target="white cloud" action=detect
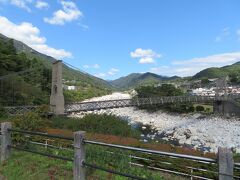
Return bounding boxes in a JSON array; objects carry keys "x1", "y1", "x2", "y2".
[
  {"x1": 0, "y1": 16, "x2": 72, "y2": 59},
  {"x1": 215, "y1": 27, "x2": 230, "y2": 42},
  {"x1": 77, "y1": 23, "x2": 89, "y2": 30},
  {"x1": 172, "y1": 51, "x2": 240, "y2": 66},
  {"x1": 8, "y1": 0, "x2": 32, "y2": 12},
  {"x1": 150, "y1": 65, "x2": 214, "y2": 77},
  {"x1": 93, "y1": 64, "x2": 100, "y2": 69},
  {"x1": 44, "y1": 1, "x2": 82, "y2": 25},
  {"x1": 0, "y1": 0, "x2": 49, "y2": 11},
  {"x1": 130, "y1": 48, "x2": 162, "y2": 64},
  {"x1": 94, "y1": 73, "x2": 106, "y2": 78},
  {"x1": 94, "y1": 68, "x2": 119, "y2": 79},
  {"x1": 151, "y1": 51, "x2": 240, "y2": 77},
  {"x1": 35, "y1": 0, "x2": 49, "y2": 9},
  {"x1": 139, "y1": 57, "x2": 155, "y2": 64},
  {"x1": 83, "y1": 65, "x2": 89, "y2": 69},
  {"x1": 108, "y1": 68, "x2": 119, "y2": 75},
  {"x1": 84, "y1": 64, "x2": 100, "y2": 69},
  {"x1": 150, "y1": 66, "x2": 169, "y2": 72}
]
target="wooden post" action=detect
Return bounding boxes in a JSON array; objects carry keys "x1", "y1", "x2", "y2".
[
  {"x1": 218, "y1": 147, "x2": 234, "y2": 180},
  {"x1": 74, "y1": 131, "x2": 86, "y2": 180},
  {"x1": 1, "y1": 122, "x2": 12, "y2": 162}
]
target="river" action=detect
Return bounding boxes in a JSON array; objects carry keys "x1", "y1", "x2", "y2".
[{"x1": 69, "y1": 92, "x2": 240, "y2": 153}]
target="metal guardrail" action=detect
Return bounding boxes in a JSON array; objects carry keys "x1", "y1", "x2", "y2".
[
  {"x1": 21, "y1": 139, "x2": 221, "y2": 180},
  {"x1": 83, "y1": 140, "x2": 216, "y2": 163},
  {"x1": 1, "y1": 126, "x2": 237, "y2": 180},
  {"x1": 8, "y1": 128, "x2": 73, "y2": 141},
  {"x1": 9, "y1": 145, "x2": 73, "y2": 161},
  {"x1": 83, "y1": 162, "x2": 148, "y2": 180}
]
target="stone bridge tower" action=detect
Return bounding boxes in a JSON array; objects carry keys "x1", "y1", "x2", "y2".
[
  {"x1": 214, "y1": 76, "x2": 240, "y2": 116},
  {"x1": 50, "y1": 60, "x2": 65, "y2": 115}
]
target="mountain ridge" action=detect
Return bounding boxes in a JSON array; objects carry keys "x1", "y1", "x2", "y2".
[
  {"x1": 110, "y1": 72, "x2": 180, "y2": 89},
  {"x1": 193, "y1": 61, "x2": 240, "y2": 79},
  {"x1": 0, "y1": 33, "x2": 113, "y2": 90}
]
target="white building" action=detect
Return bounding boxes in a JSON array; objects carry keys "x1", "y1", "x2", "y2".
[{"x1": 63, "y1": 85, "x2": 78, "y2": 91}]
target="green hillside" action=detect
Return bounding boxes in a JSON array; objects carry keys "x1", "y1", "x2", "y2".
[
  {"x1": 0, "y1": 34, "x2": 112, "y2": 105},
  {"x1": 0, "y1": 34, "x2": 112, "y2": 90},
  {"x1": 110, "y1": 72, "x2": 179, "y2": 89},
  {"x1": 193, "y1": 62, "x2": 240, "y2": 83},
  {"x1": 0, "y1": 36, "x2": 51, "y2": 105}
]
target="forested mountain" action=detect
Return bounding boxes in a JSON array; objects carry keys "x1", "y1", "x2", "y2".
[
  {"x1": 110, "y1": 72, "x2": 179, "y2": 89},
  {"x1": 0, "y1": 36, "x2": 51, "y2": 105},
  {"x1": 0, "y1": 34, "x2": 112, "y2": 89},
  {"x1": 0, "y1": 34, "x2": 112, "y2": 105},
  {"x1": 112, "y1": 61, "x2": 240, "y2": 89},
  {"x1": 193, "y1": 61, "x2": 240, "y2": 83}
]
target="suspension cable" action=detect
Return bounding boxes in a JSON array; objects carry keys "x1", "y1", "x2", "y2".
[{"x1": 62, "y1": 61, "x2": 103, "y2": 80}]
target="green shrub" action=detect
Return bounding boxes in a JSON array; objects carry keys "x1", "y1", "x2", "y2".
[
  {"x1": 196, "y1": 105, "x2": 205, "y2": 112},
  {"x1": 35, "y1": 104, "x2": 50, "y2": 118},
  {"x1": 206, "y1": 107, "x2": 210, "y2": 112},
  {"x1": 188, "y1": 106, "x2": 195, "y2": 112},
  {"x1": 50, "y1": 114, "x2": 140, "y2": 138},
  {"x1": 136, "y1": 84, "x2": 184, "y2": 98},
  {"x1": 11, "y1": 112, "x2": 47, "y2": 144},
  {"x1": 0, "y1": 105, "x2": 6, "y2": 117},
  {"x1": 13, "y1": 112, "x2": 46, "y2": 131}
]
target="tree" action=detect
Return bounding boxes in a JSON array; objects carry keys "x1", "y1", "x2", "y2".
[
  {"x1": 229, "y1": 72, "x2": 239, "y2": 84},
  {"x1": 136, "y1": 84, "x2": 184, "y2": 98},
  {"x1": 0, "y1": 38, "x2": 51, "y2": 105},
  {"x1": 196, "y1": 105, "x2": 204, "y2": 112}
]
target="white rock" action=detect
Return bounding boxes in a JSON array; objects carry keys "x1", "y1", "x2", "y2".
[{"x1": 70, "y1": 92, "x2": 240, "y2": 153}]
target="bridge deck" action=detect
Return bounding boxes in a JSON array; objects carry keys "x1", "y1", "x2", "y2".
[
  {"x1": 3, "y1": 94, "x2": 240, "y2": 115},
  {"x1": 65, "y1": 95, "x2": 240, "y2": 113}
]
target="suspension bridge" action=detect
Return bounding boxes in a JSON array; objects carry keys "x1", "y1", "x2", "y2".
[
  {"x1": 1, "y1": 60, "x2": 240, "y2": 116},
  {"x1": 65, "y1": 94, "x2": 240, "y2": 113}
]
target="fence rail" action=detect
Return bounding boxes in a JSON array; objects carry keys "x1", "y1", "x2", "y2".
[
  {"x1": 83, "y1": 140, "x2": 216, "y2": 163},
  {"x1": 0, "y1": 122, "x2": 237, "y2": 180}
]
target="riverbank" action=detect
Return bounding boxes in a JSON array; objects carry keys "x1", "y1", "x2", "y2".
[{"x1": 69, "y1": 92, "x2": 240, "y2": 153}]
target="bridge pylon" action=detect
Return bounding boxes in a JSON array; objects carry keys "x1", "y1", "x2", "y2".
[{"x1": 50, "y1": 60, "x2": 65, "y2": 115}]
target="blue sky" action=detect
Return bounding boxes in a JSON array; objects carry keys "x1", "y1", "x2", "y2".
[{"x1": 0, "y1": 0, "x2": 240, "y2": 80}]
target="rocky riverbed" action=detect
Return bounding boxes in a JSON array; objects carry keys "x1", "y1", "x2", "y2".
[{"x1": 69, "y1": 92, "x2": 240, "y2": 153}]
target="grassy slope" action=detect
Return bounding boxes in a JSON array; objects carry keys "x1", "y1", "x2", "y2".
[
  {"x1": 0, "y1": 150, "x2": 188, "y2": 180},
  {"x1": 193, "y1": 62, "x2": 240, "y2": 79},
  {"x1": 0, "y1": 151, "x2": 73, "y2": 180}
]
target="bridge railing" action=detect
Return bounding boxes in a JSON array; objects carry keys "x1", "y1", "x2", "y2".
[
  {"x1": 3, "y1": 94, "x2": 240, "y2": 114},
  {"x1": 3, "y1": 105, "x2": 40, "y2": 115},
  {"x1": 1, "y1": 122, "x2": 238, "y2": 180},
  {"x1": 65, "y1": 95, "x2": 218, "y2": 113}
]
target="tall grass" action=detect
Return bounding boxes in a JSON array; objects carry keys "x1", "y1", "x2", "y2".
[{"x1": 50, "y1": 114, "x2": 141, "y2": 138}]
